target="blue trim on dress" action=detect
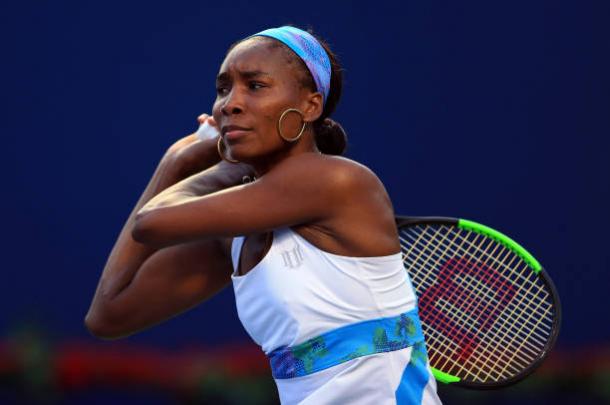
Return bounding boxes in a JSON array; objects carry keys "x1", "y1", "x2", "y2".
[
  {"x1": 395, "y1": 341, "x2": 431, "y2": 404},
  {"x1": 269, "y1": 308, "x2": 424, "y2": 379}
]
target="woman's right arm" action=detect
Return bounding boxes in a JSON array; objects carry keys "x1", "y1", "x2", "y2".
[{"x1": 85, "y1": 119, "x2": 244, "y2": 340}]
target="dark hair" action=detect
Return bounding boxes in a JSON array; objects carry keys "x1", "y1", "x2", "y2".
[{"x1": 229, "y1": 27, "x2": 347, "y2": 155}]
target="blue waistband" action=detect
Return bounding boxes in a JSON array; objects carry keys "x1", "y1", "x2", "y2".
[{"x1": 268, "y1": 308, "x2": 425, "y2": 379}]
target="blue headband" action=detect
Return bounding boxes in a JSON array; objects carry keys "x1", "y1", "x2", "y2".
[{"x1": 248, "y1": 26, "x2": 332, "y2": 104}]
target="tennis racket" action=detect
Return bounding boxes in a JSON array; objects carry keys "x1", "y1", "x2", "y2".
[{"x1": 396, "y1": 215, "x2": 561, "y2": 389}]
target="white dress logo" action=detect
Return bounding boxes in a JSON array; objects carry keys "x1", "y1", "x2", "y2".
[{"x1": 281, "y1": 245, "x2": 304, "y2": 269}]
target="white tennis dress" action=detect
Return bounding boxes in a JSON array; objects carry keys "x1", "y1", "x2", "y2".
[{"x1": 231, "y1": 227, "x2": 442, "y2": 404}]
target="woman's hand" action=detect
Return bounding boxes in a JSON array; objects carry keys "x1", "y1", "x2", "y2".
[{"x1": 165, "y1": 114, "x2": 222, "y2": 179}]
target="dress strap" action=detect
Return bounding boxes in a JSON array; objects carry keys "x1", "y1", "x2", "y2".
[
  {"x1": 230, "y1": 236, "x2": 246, "y2": 274},
  {"x1": 268, "y1": 308, "x2": 425, "y2": 379}
]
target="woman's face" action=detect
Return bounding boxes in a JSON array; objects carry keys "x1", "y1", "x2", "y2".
[{"x1": 212, "y1": 38, "x2": 316, "y2": 163}]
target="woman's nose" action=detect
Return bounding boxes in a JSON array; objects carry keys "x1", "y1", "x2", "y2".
[{"x1": 221, "y1": 89, "x2": 244, "y2": 115}]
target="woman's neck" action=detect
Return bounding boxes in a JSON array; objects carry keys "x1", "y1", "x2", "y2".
[{"x1": 251, "y1": 132, "x2": 320, "y2": 177}]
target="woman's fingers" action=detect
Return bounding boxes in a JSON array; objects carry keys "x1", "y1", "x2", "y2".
[{"x1": 197, "y1": 113, "x2": 218, "y2": 129}]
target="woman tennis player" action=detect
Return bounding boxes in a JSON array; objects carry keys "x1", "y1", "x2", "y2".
[{"x1": 85, "y1": 26, "x2": 442, "y2": 404}]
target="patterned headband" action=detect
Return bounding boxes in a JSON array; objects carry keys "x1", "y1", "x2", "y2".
[{"x1": 248, "y1": 26, "x2": 332, "y2": 104}]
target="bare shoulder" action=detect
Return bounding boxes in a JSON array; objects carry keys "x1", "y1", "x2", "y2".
[
  {"x1": 270, "y1": 153, "x2": 386, "y2": 194},
  {"x1": 272, "y1": 153, "x2": 398, "y2": 256},
  {"x1": 323, "y1": 155, "x2": 385, "y2": 189}
]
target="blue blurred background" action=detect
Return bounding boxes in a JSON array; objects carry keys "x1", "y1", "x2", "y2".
[{"x1": 2, "y1": 0, "x2": 609, "y2": 403}]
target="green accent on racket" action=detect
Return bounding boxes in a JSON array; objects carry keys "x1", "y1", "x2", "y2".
[
  {"x1": 457, "y1": 219, "x2": 542, "y2": 273},
  {"x1": 431, "y1": 367, "x2": 461, "y2": 384}
]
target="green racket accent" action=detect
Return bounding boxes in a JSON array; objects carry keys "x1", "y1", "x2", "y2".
[
  {"x1": 457, "y1": 219, "x2": 542, "y2": 273},
  {"x1": 431, "y1": 367, "x2": 461, "y2": 384}
]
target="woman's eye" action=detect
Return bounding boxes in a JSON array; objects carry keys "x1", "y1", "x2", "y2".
[
  {"x1": 249, "y1": 82, "x2": 265, "y2": 90},
  {"x1": 216, "y1": 86, "x2": 229, "y2": 95}
]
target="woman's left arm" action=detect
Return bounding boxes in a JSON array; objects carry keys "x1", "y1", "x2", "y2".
[{"x1": 133, "y1": 153, "x2": 363, "y2": 249}]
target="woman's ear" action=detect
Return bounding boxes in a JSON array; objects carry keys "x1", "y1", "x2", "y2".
[{"x1": 302, "y1": 92, "x2": 324, "y2": 122}]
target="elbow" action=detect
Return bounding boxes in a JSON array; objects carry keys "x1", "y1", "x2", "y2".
[
  {"x1": 132, "y1": 212, "x2": 159, "y2": 246},
  {"x1": 132, "y1": 211, "x2": 191, "y2": 248},
  {"x1": 84, "y1": 310, "x2": 131, "y2": 341},
  {"x1": 84, "y1": 315, "x2": 113, "y2": 340}
]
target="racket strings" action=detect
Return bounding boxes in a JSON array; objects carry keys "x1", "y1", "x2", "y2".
[
  {"x1": 400, "y1": 224, "x2": 556, "y2": 383},
  {"x1": 463, "y1": 242, "x2": 548, "y2": 382},
  {"x1": 401, "y1": 228, "x2": 553, "y2": 346},
  {"x1": 402, "y1": 226, "x2": 555, "y2": 382},
  {"x1": 402, "y1": 235, "x2": 540, "y2": 380},
  {"x1": 402, "y1": 225, "x2": 554, "y2": 327},
  {"x1": 406, "y1": 227, "x2": 534, "y2": 381},
  {"x1": 401, "y1": 226, "x2": 554, "y2": 381},
  {"x1": 489, "y1": 244, "x2": 555, "y2": 378},
  {"x1": 401, "y1": 228, "x2": 553, "y2": 342},
  {"x1": 407, "y1": 225, "x2": 542, "y2": 290},
  {"x1": 434, "y1": 237, "x2": 525, "y2": 380},
  {"x1": 497, "y1": 289, "x2": 553, "y2": 378},
  {"x1": 401, "y1": 226, "x2": 515, "y2": 381}
]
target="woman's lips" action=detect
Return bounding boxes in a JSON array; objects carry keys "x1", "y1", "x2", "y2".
[{"x1": 225, "y1": 129, "x2": 251, "y2": 141}]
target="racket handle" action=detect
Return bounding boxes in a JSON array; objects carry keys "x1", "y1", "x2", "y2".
[{"x1": 196, "y1": 120, "x2": 220, "y2": 141}]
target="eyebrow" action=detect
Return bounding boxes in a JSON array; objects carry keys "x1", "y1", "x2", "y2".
[{"x1": 216, "y1": 70, "x2": 271, "y2": 83}]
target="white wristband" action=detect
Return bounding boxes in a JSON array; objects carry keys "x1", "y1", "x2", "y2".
[{"x1": 196, "y1": 121, "x2": 220, "y2": 141}]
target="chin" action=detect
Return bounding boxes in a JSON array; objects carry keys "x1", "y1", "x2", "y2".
[
  {"x1": 227, "y1": 145, "x2": 256, "y2": 162},
  {"x1": 230, "y1": 146, "x2": 275, "y2": 165}
]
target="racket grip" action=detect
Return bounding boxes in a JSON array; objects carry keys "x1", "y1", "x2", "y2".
[{"x1": 195, "y1": 120, "x2": 220, "y2": 141}]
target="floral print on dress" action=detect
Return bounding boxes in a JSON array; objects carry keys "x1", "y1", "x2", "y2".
[{"x1": 269, "y1": 309, "x2": 425, "y2": 379}]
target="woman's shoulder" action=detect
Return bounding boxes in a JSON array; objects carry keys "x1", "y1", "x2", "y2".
[{"x1": 277, "y1": 153, "x2": 384, "y2": 191}]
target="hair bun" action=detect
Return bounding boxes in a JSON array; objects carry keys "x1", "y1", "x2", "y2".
[{"x1": 314, "y1": 118, "x2": 347, "y2": 155}]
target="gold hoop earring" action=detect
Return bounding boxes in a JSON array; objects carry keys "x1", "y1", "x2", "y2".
[
  {"x1": 278, "y1": 108, "x2": 307, "y2": 142},
  {"x1": 217, "y1": 137, "x2": 239, "y2": 163}
]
